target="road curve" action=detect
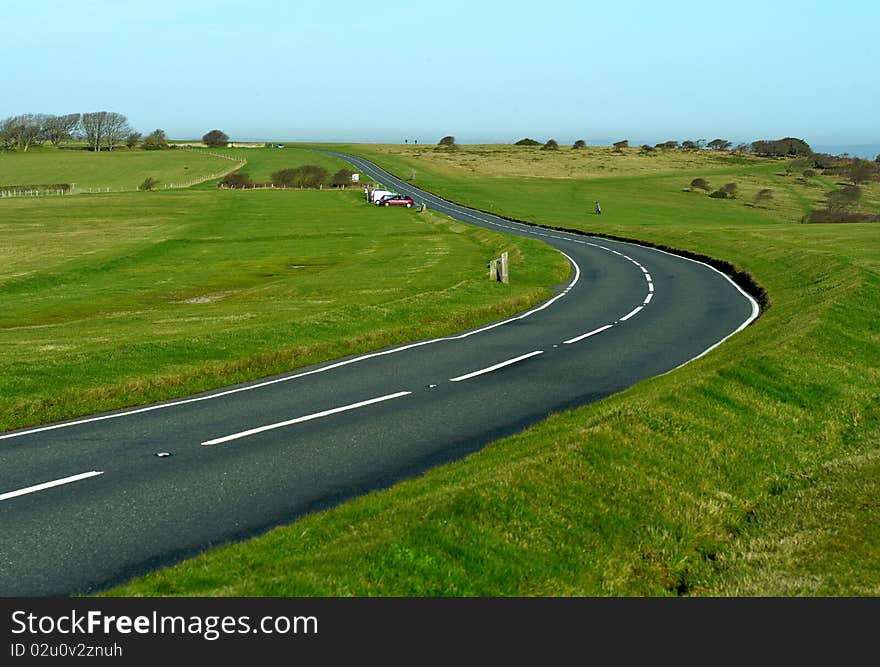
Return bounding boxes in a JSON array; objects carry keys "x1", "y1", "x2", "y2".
[{"x1": 0, "y1": 154, "x2": 759, "y2": 596}]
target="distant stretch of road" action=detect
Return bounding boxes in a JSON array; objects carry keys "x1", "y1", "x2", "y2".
[{"x1": 0, "y1": 154, "x2": 759, "y2": 596}]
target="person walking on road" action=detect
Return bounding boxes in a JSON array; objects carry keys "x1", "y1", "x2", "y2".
[{"x1": 595, "y1": 201, "x2": 602, "y2": 215}]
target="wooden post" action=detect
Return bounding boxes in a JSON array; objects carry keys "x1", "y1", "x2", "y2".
[
  {"x1": 489, "y1": 260, "x2": 498, "y2": 281},
  {"x1": 500, "y1": 251, "x2": 509, "y2": 284}
]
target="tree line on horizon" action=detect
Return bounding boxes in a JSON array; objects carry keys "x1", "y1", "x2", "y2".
[{"x1": 0, "y1": 112, "x2": 232, "y2": 153}]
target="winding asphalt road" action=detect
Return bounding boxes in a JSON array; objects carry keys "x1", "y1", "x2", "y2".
[{"x1": 0, "y1": 154, "x2": 759, "y2": 596}]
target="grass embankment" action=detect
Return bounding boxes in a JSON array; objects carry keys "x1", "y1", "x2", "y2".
[
  {"x1": 186, "y1": 145, "x2": 361, "y2": 186},
  {"x1": 0, "y1": 145, "x2": 234, "y2": 191},
  {"x1": 0, "y1": 182, "x2": 567, "y2": 433},
  {"x1": 106, "y1": 144, "x2": 880, "y2": 596}
]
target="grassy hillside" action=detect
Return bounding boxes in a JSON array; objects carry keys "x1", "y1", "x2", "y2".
[
  {"x1": 104, "y1": 144, "x2": 880, "y2": 597},
  {"x1": 186, "y1": 146, "x2": 362, "y2": 185},
  {"x1": 0, "y1": 146, "x2": 235, "y2": 191},
  {"x1": 0, "y1": 186, "x2": 566, "y2": 432}
]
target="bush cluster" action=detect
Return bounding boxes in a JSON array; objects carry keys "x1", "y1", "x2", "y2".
[{"x1": 219, "y1": 166, "x2": 355, "y2": 190}]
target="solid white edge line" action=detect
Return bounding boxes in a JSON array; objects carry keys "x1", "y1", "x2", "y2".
[
  {"x1": 450, "y1": 350, "x2": 544, "y2": 382},
  {"x1": 0, "y1": 471, "x2": 104, "y2": 501},
  {"x1": 201, "y1": 391, "x2": 412, "y2": 446},
  {"x1": 563, "y1": 324, "x2": 614, "y2": 345}
]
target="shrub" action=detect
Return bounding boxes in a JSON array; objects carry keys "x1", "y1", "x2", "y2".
[
  {"x1": 708, "y1": 190, "x2": 729, "y2": 199},
  {"x1": 332, "y1": 168, "x2": 354, "y2": 186},
  {"x1": 270, "y1": 168, "x2": 297, "y2": 188},
  {"x1": 542, "y1": 139, "x2": 559, "y2": 150},
  {"x1": 754, "y1": 188, "x2": 773, "y2": 205},
  {"x1": 572, "y1": 139, "x2": 586, "y2": 149},
  {"x1": 803, "y1": 169, "x2": 816, "y2": 178},
  {"x1": 612, "y1": 140, "x2": 628, "y2": 152},
  {"x1": 219, "y1": 171, "x2": 253, "y2": 188},
  {"x1": 804, "y1": 210, "x2": 880, "y2": 223},
  {"x1": 514, "y1": 138, "x2": 541, "y2": 146},
  {"x1": 720, "y1": 182, "x2": 738, "y2": 197},
  {"x1": 142, "y1": 129, "x2": 169, "y2": 151},
  {"x1": 438, "y1": 135, "x2": 456, "y2": 147},
  {"x1": 826, "y1": 185, "x2": 861, "y2": 211},
  {"x1": 270, "y1": 165, "x2": 329, "y2": 188},
  {"x1": 690, "y1": 178, "x2": 711, "y2": 191},
  {"x1": 140, "y1": 177, "x2": 159, "y2": 191}
]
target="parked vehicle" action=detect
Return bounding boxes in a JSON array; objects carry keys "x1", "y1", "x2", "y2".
[
  {"x1": 370, "y1": 189, "x2": 394, "y2": 204},
  {"x1": 379, "y1": 194, "x2": 415, "y2": 207}
]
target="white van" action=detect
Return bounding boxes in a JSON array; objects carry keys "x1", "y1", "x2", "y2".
[{"x1": 370, "y1": 189, "x2": 394, "y2": 204}]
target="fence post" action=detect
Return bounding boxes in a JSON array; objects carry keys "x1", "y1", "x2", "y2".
[{"x1": 500, "y1": 251, "x2": 509, "y2": 284}]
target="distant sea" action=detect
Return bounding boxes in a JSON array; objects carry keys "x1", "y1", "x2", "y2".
[{"x1": 813, "y1": 145, "x2": 880, "y2": 159}]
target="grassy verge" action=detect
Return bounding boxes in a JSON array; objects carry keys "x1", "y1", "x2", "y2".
[
  {"x1": 0, "y1": 187, "x2": 567, "y2": 432},
  {"x1": 103, "y1": 144, "x2": 880, "y2": 596}
]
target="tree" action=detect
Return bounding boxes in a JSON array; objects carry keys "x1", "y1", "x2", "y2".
[
  {"x1": 681, "y1": 140, "x2": 701, "y2": 150},
  {"x1": 140, "y1": 177, "x2": 159, "y2": 191},
  {"x1": 80, "y1": 111, "x2": 130, "y2": 152},
  {"x1": 101, "y1": 112, "x2": 130, "y2": 151},
  {"x1": 1, "y1": 114, "x2": 44, "y2": 152},
  {"x1": 293, "y1": 165, "x2": 329, "y2": 188},
  {"x1": 203, "y1": 129, "x2": 229, "y2": 147},
  {"x1": 438, "y1": 135, "x2": 456, "y2": 147},
  {"x1": 331, "y1": 168, "x2": 354, "y2": 187},
  {"x1": 707, "y1": 139, "x2": 732, "y2": 151},
  {"x1": 720, "y1": 182, "x2": 738, "y2": 197},
  {"x1": 612, "y1": 140, "x2": 628, "y2": 152},
  {"x1": 655, "y1": 140, "x2": 678, "y2": 150},
  {"x1": 42, "y1": 114, "x2": 81, "y2": 146},
  {"x1": 690, "y1": 177, "x2": 711, "y2": 192},
  {"x1": 572, "y1": 139, "x2": 586, "y2": 149},
  {"x1": 126, "y1": 131, "x2": 142, "y2": 149},
  {"x1": 750, "y1": 137, "x2": 812, "y2": 157},
  {"x1": 142, "y1": 129, "x2": 169, "y2": 150},
  {"x1": 514, "y1": 138, "x2": 541, "y2": 146},
  {"x1": 542, "y1": 139, "x2": 559, "y2": 150}
]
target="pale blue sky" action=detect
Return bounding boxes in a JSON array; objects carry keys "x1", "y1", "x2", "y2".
[{"x1": 4, "y1": 0, "x2": 878, "y2": 152}]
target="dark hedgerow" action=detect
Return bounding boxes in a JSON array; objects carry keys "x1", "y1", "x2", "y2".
[{"x1": 219, "y1": 171, "x2": 254, "y2": 188}]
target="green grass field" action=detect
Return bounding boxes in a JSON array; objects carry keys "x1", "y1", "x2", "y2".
[
  {"x1": 0, "y1": 186, "x2": 565, "y2": 432},
  {"x1": 0, "y1": 146, "x2": 236, "y2": 191},
  {"x1": 102, "y1": 143, "x2": 880, "y2": 597},
  {"x1": 184, "y1": 145, "x2": 364, "y2": 185}
]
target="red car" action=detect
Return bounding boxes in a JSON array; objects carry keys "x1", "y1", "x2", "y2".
[{"x1": 378, "y1": 194, "x2": 415, "y2": 207}]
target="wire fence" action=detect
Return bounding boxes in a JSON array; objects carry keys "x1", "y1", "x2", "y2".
[{"x1": 0, "y1": 148, "x2": 247, "y2": 198}]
